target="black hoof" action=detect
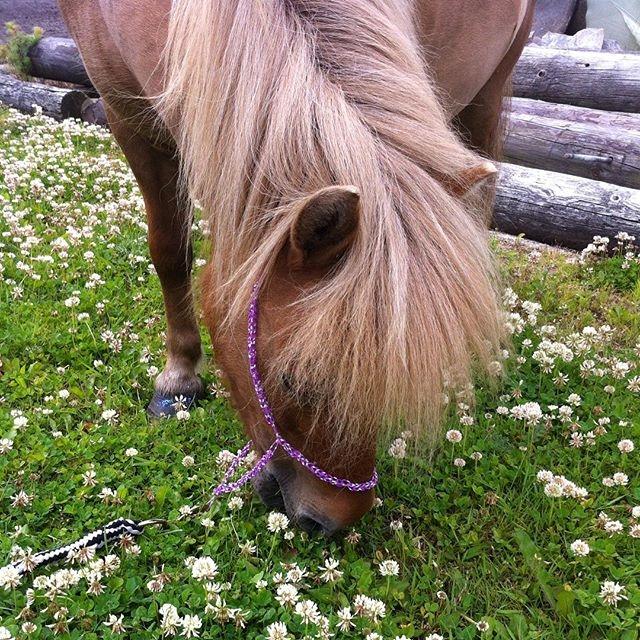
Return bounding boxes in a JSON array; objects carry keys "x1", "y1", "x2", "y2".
[{"x1": 147, "y1": 389, "x2": 205, "y2": 418}]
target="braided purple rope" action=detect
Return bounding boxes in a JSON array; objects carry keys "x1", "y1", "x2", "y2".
[{"x1": 212, "y1": 284, "x2": 378, "y2": 497}]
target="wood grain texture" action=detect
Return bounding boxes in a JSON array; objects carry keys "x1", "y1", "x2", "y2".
[
  {"x1": 494, "y1": 163, "x2": 640, "y2": 249},
  {"x1": 505, "y1": 101, "x2": 640, "y2": 188},
  {"x1": 0, "y1": 71, "x2": 88, "y2": 120},
  {"x1": 509, "y1": 97, "x2": 640, "y2": 131},
  {"x1": 29, "y1": 37, "x2": 91, "y2": 86},
  {"x1": 513, "y1": 47, "x2": 640, "y2": 112}
]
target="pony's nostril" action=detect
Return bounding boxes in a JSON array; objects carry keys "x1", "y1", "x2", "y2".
[
  {"x1": 296, "y1": 512, "x2": 338, "y2": 537},
  {"x1": 252, "y1": 472, "x2": 286, "y2": 512}
]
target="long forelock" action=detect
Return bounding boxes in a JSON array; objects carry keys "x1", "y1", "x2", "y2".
[{"x1": 160, "y1": 0, "x2": 503, "y2": 451}]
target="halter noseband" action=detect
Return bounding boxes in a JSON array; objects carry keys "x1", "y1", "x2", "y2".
[{"x1": 212, "y1": 284, "x2": 378, "y2": 497}]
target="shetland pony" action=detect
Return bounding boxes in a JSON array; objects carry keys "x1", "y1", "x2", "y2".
[{"x1": 60, "y1": 0, "x2": 534, "y2": 534}]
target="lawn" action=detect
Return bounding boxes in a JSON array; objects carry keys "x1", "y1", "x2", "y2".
[{"x1": 0, "y1": 107, "x2": 639, "y2": 640}]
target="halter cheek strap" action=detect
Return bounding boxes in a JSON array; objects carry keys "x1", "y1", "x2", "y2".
[{"x1": 212, "y1": 284, "x2": 378, "y2": 496}]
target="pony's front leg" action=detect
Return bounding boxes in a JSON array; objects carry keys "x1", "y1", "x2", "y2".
[{"x1": 108, "y1": 116, "x2": 205, "y2": 416}]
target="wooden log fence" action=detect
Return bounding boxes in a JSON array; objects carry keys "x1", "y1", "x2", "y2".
[
  {"x1": 512, "y1": 46, "x2": 640, "y2": 112},
  {"x1": 495, "y1": 163, "x2": 640, "y2": 249},
  {"x1": 2, "y1": 37, "x2": 640, "y2": 250},
  {"x1": 0, "y1": 70, "x2": 88, "y2": 121},
  {"x1": 505, "y1": 98, "x2": 640, "y2": 189},
  {"x1": 28, "y1": 37, "x2": 91, "y2": 86},
  {"x1": 16, "y1": 38, "x2": 640, "y2": 114}
]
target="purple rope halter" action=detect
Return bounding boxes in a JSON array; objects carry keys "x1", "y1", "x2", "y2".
[{"x1": 212, "y1": 284, "x2": 378, "y2": 497}]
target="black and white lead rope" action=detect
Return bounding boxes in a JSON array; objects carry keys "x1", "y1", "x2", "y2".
[{"x1": 2, "y1": 518, "x2": 166, "y2": 578}]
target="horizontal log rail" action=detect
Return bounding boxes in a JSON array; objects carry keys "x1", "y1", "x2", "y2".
[{"x1": 495, "y1": 163, "x2": 640, "y2": 249}]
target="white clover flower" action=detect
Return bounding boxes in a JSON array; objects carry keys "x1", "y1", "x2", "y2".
[
  {"x1": 353, "y1": 594, "x2": 386, "y2": 621},
  {"x1": 613, "y1": 472, "x2": 629, "y2": 486},
  {"x1": 238, "y1": 541, "x2": 257, "y2": 555},
  {"x1": 181, "y1": 614, "x2": 202, "y2": 638},
  {"x1": 599, "y1": 581, "x2": 627, "y2": 607},
  {"x1": 569, "y1": 433, "x2": 584, "y2": 448},
  {"x1": 318, "y1": 557, "x2": 343, "y2": 583},
  {"x1": 632, "y1": 506, "x2": 640, "y2": 519},
  {"x1": 336, "y1": 607, "x2": 354, "y2": 632},
  {"x1": 13, "y1": 415, "x2": 28, "y2": 429},
  {"x1": 285, "y1": 565, "x2": 307, "y2": 584},
  {"x1": 125, "y1": 447, "x2": 138, "y2": 457},
  {"x1": 176, "y1": 409, "x2": 190, "y2": 421},
  {"x1": 101, "y1": 409, "x2": 118, "y2": 423},
  {"x1": 216, "y1": 450, "x2": 235, "y2": 469},
  {"x1": 453, "y1": 457, "x2": 466, "y2": 467},
  {"x1": 569, "y1": 540, "x2": 590, "y2": 556},
  {"x1": 0, "y1": 565, "x2": 22, "y2": 590},
  {"x1": 294, "y1": 599, "x2": 320, "y2": 625},
  {"x1": 544, "y1": 482, "x2": 564, "y2": 498},
  {"x1": 265, "y1": 621, "x2": 289, "y2": 640},
  {"x1": 388, "y1": 437, "x2": 407, "y2": 459},
  {"x1": 476, "y1": 620, "x2": 490, "y2": 633},
  {"x1": 275, "y1": 583, "x2": 299, "y2": 607},
  {"x1": 182, "y1": 455, "x2": 195, "y2": 467},
  {"x1": 267, "y1": 512, "x2": 289, "y2": 533},
  {"x1": 82, "y1": 469, "x2": 97, "y2": 486},
  {"x1": 510, "y1": 401, "x2": 543, "y2": 424},
  {"x1": 390, "y1": 520, "x2": 403, "y2": 532},
  {"x1": 379, "y1": 559, "x2": 400, "y2": 576},
  {"x1": 0, "y1": 438, "x2": 14, "y2": 454},
  {"x1": 103, "y1": 614, "x2": 125, "y2": 634},
  {"x1": 618, "y1": 439, "x2": 634, "y2": 453},
  {"x1": 536, "y1": 470, "x2": 554, "y2": 483},
  {"x1": 228, "y1": 496, "x2": 244, "y2": 511},
  {"x1": 445, "y1": 429, "x2": 462, "y2": 443},
  {"x1": 11, "y1": 490, "x2": 33, "y2": 508},
  {"x1": 191, "y1": 556, "x2": 218, "y2": 580},
  {"x1": 604, "y1": 520, "x2": 624, "y2": 535}
]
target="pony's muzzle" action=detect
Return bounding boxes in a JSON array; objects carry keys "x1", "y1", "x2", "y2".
[{"x1": 252, "y1": 459, "x2": 371, "y2": 537}]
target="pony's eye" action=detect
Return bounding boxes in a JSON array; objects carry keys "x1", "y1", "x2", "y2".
[
  {"x1": 280, "y1": 373, "x2": 314, "y2": 407},
  {"x1": 280, "y1": 373, "x2": 296, "y2": 396}
]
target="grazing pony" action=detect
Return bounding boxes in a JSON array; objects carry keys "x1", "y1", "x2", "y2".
[{"x1": 60, "y1": 0, "x2": 534, "y2": 534}]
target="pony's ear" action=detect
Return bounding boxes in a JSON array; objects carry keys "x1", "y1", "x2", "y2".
[
  {"x1": 288, "y1": 185, "x2": 360, "y2": 270},
  {"x1": 448, "y1": 161, "x2": 498, "y2": 197}
]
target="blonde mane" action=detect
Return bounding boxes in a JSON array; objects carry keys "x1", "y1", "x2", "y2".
[{"x1": 159, "y1": 0, "x2": 503, "y2": 447}]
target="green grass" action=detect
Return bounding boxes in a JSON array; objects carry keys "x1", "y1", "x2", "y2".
[{"x1": 0, "y1": 107, "x2": 639, "y2": 639}]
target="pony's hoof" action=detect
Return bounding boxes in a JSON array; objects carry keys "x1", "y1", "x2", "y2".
[{"x1": 147, "y1": 390, "x2": 205, "y2": 418}]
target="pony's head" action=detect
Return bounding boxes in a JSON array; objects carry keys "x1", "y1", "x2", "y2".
[
  {"x1": 203, "y1": 186, "x2": 376, "y2": 534},
  {"x1": 162, "y1": 0, "x2": 503, "y2": 534}
]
